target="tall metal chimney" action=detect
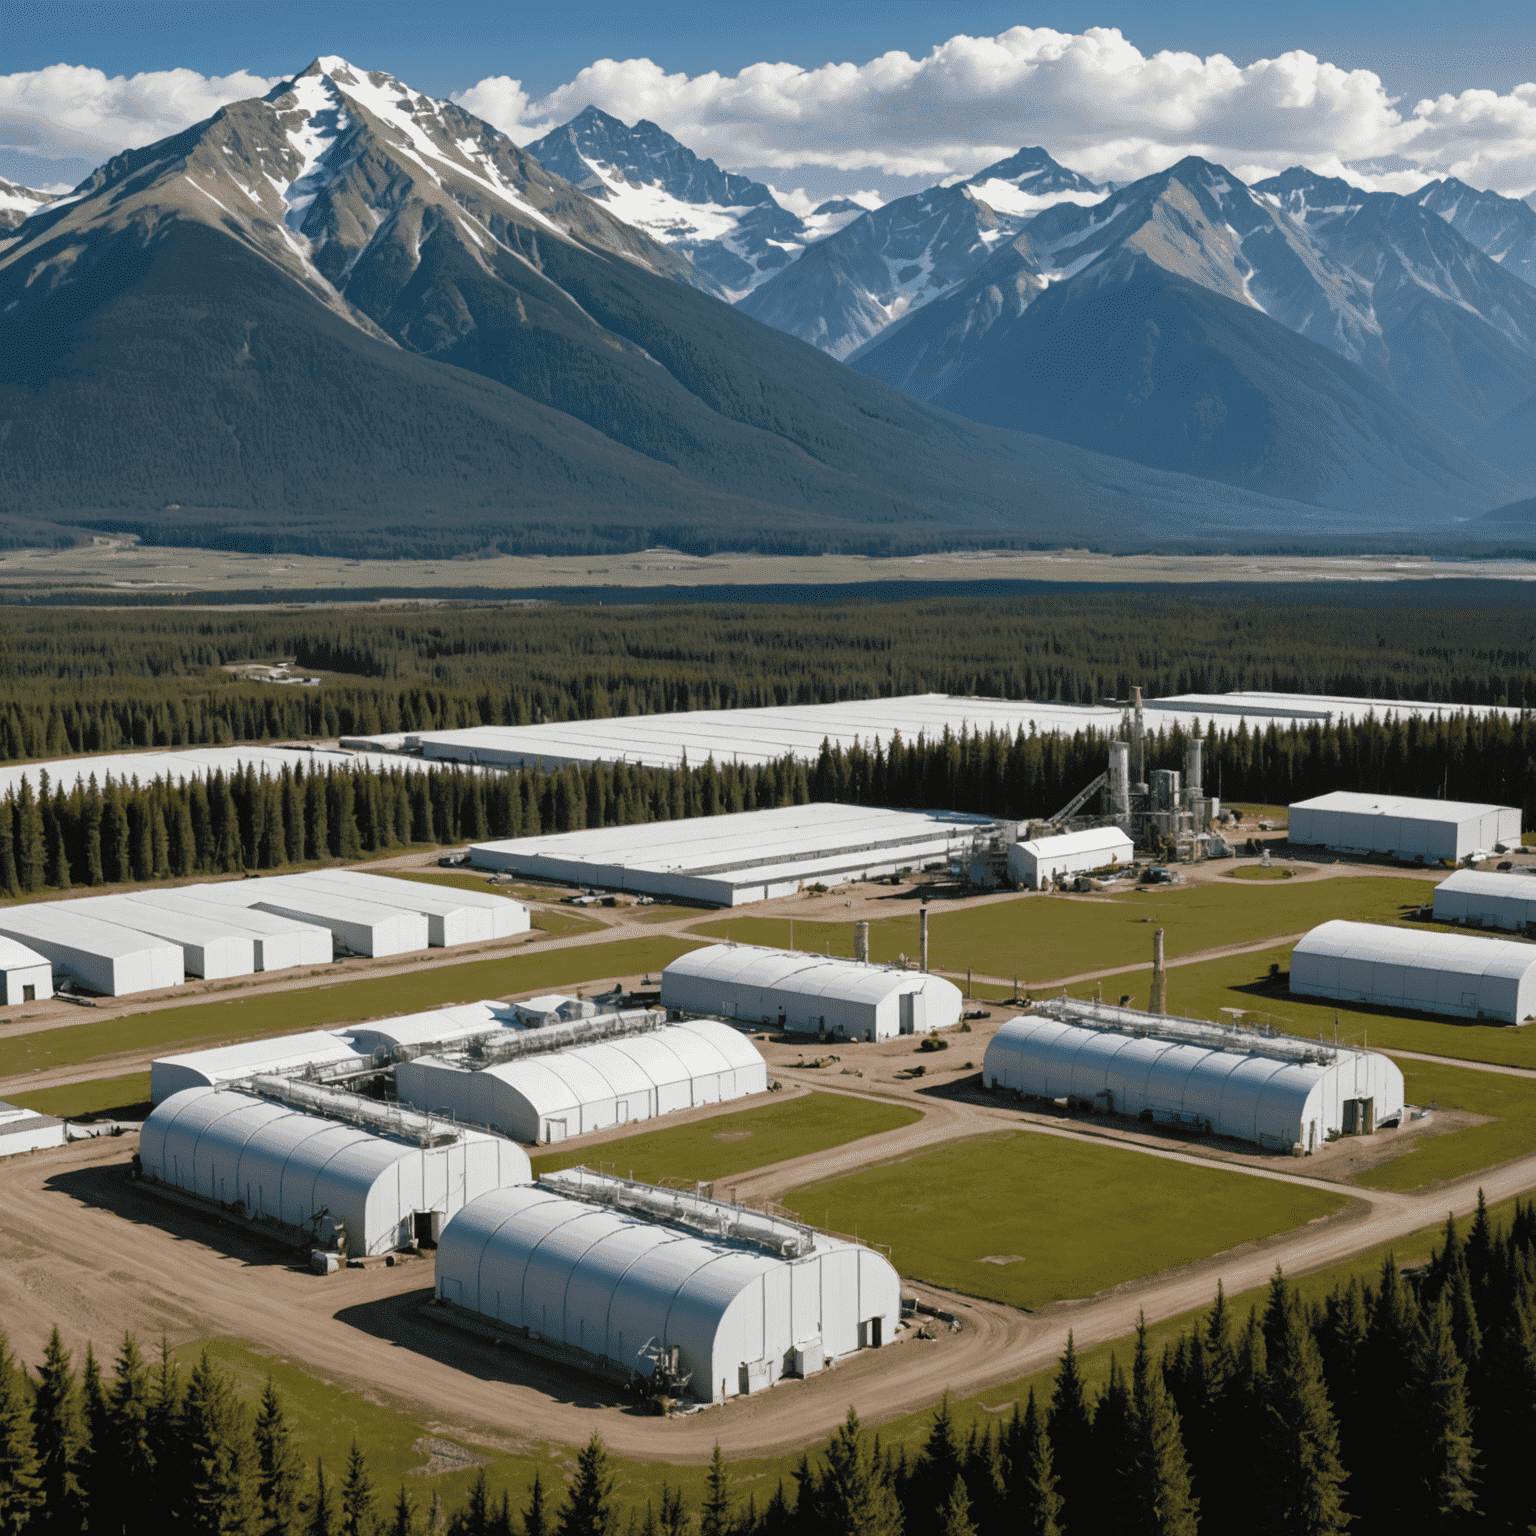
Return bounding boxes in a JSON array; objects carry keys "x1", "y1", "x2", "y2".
[
  {"x1": 1110, "y1": 740, "x2": 1132, "y2": 826},
  {"x1": 854, "y1": 921, "x2": 870, "y2": 963},
  {"x1": 920, "y1": 908, "x2": 929, "y2": 973},
  {"x1": 1185, "y1": 734, "x2": 1204, "y2": 799},
  {"x1": 1151, "y1": 927, "x2": 1167, "y2": 1014}
]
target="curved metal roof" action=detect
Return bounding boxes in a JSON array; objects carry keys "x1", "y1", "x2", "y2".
[
  {"x1": 665, "y1": 945, "x2": 931, "y2": 1002},
  {"x1": 1293, "y1": 919, "x2": 1536, "y2": 984}
]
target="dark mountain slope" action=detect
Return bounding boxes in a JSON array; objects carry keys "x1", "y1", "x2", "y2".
[{"x1": 920, "y1": 255, "x2": 1528, "y2": 518}]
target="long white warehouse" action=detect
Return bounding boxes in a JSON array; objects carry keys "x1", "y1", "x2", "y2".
[
  {"x1": 68, "y1": 895, "x2": 256, "y2": 980},
  {"x1": 435, "y1": 1169, "x2": 901, "y2": 1402},
  {"x1": 0, "y1": 1100, "x2": 67, "y2": 1157},
  {"x1": 1433, "y1": 870, "x2": 1536, "y2": 934},
  {"x1": 1289, "y1": 792, "x2": 1521, "y2": 862},
  {"x1": 196, "y1": 879, "x2": 428, "y2": 958},
  {"x1": 0, "y1": 938, "x2": 53, "y2": 1006},
  {"x1": 150, "y1": 1031, "x2": 374, "y2": 1104},
  {"x1": 1290, "y1": 920, "x2": 1536, "y2": 1023},
  {"x1": 140, "y1": 1087, "x2": 531, "y2": 1255},
  {"x1": 130, "y1": 890, "x2": 332, "y2": 970},
  {"x1": 1008, "y1": 826, "x2": 1135, "y2": 888},
  {"x1": 260, "y1": 870, "x2": 528, "y2": 946},
  {"x1": 0, "y1": 908, "x2": 183, "y2": 997},
  {"x1": 983, "y1": 999, "x2": 1405, "y2": 1151},
  {"x1": 397, "y1": 1019, "x2": 767, "y2": 1143},
  {"x1": 662, "y1": 945, "x2": 963, "y2": 1039},
  {"x1": 471, "y1": 803, "x2": 999, "y2": 906}
]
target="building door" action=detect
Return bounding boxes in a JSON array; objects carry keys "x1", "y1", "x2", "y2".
[
  {"x1": 21, "y1": 985, "x2": 34, "y2": 1002},
  {"x1": 871, "y1": 1316, "x2": 882, "y2": 1348},
  {"x1": 899, "y1": 995, "x2": 915, "y2": 1035},
  {"x1": 544, "y1": 1118, "x2": 567, "y2": 1143}
]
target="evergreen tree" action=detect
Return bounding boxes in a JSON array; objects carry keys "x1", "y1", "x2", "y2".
[
  {"x1": 146, "y1": 1336, "x2": 183, "y2": 1526},
  {"x1": 1257, "y1": 1275, "x2": 1349, "y2": 1535},
  {"x1": 255, "y1": 1376, "x2": 303, "y2": 1536},
  {"x1": 1015, "y1": 1388, "x2": 1063, "y2": 1536},
  {"x1": 911, "y1": 1391, "x2": 964, "y2": 1521},
  {"x1": 524, "y1": 1469, "x2": 549, "y2": 1536},
  {"x1": 451, "y1": 1469, "x2": 490, "y2": 1536},
  {"x1": 1130, "y1": 1318, "x2": 1199, "y2": 1536},
  {"x1": 1092, "y1": 1358, "x2": 1135, "y2": 1536},
  {"x1": 340, "y1": 1441, "x2": 376, "y2": 1536},
  {"x1": 654, "y1": 1482, "x2": 687, "y2": 1536},
  {"x1": 389, "y1": 1486, "x2": 417, "y2": 1536},
  {"x1": 0, "y1": 1333, "x2": 41, "y2": 1536},
  {"x1": 180, "y1": 1347, "x2": 256, "y2": 1534},
  {"x1": 31, "y1": 1326, "x2": 84, "y2": 1536},
  {"x1": 938, "y1": 1475, "x2": 977, "y2": 1536},
  {"x1": 1047, "y1": 1332, "x2": 1095, "y2": 1528},
  {"x1": 1408, "y1": 1298, "x2": 1479, "y2": 1528},
  {"x1": 556, "y1": 1433, "x2": 614, "y2": 1536},
  {"x1": 701, "y1": 1444, "x2": 731, "y2": 1536},
  {"x1": 798, "y1": 1409, "x2": 903, "y2": 1536},
  {"x1": 310, "y1": 1460, "x2": 335, "y2": 1536}
]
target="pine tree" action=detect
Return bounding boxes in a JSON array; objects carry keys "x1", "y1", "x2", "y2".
[
  {"x1": 655, "y1": 1482, "x2": 687, "y2": 1536},
  {"x1": 799, "y1": 1409, "x2": 903, "y2": 1536},
  {"x1": 452, "y1": 1469, "x2": 490, "y2": 1536},
  {"x1": 146, "y1": 1336, "x2": 183, "y2": 1526},
  {"x1": 524, "y1": 1469, "x2": 549, "y2": 1536},
  {"x1": 1016, "y1": 1388, "x2": 1063, "y2": 1536},
  {"x1": 79, "y1": 1344, "x2": 112, "y2": 1531},
  {"x1": 255, "y1": 1376, "x2": 303, "y2": 1536},
  {"x1": 700, "y1": 1444, "x2": 731, "y2": 1536},
  {"x1": 180, "y1": 1347, "x2": 256, "y2": 1534},
  {"x1": 104, "y1": 1333, "x2": 155, "y2": 1536},
  {"x1": 389, "y1": 1486, "x2": 417, "y2": 1536},
  {"x1": 1408, "y1": 1297, "x2": 1479, "y2": 1528},
  {"x1": 556, "y1": 1433, "x2": 613, "y2": 1536},
  {"x1": 1131, "y1": 1318, "x2": 1198, "y2": 1536},
  {"x1": 340, "y1": 1441, "x2": 376, "y2": 1536},
  {"x1": 1092, "y1": 1358, "x2": 1135, "y2": 1536},
  {"x1": 912, "y1": 1391, "x2": 963, "y2": 1521},
  {"x1": 1047, "y1": 1331, "x2": 1095, "y2": 1528},
  {"x1": 1257, "y1": 1275, "x2": 1349, "y2": 1535},
  {"x1": 0, "y1": 1333, "x2": 41, "y2": 1535},
  {"x1": 31, "y1": 1326, "x2": 84, "y2": 1536},
  {"x1": 939, "y1": 1475, "x2": 977, "y2": 1536},
  {"x1": 309, "y1": 1460, "x2": 335, "y2": 1536}
]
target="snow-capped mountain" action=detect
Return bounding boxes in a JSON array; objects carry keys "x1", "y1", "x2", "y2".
[
  {"x1": 737, "y1": 149, "x2": 1106, "y2": 358},
  {"x1": 1409, "y1": 178, "x2": 1536, "y2": 289},
  {"x1": 523, "y1": 107, "x2": 866, "y2": 300},
  {"x1": 3, "y1": 57, "x2": 1308, "y2": 556},
  {"x1": 1253, "y1": 168, "x2": 1536, "y2": 438},
  {"x1": 0, "y1": 177, "x2": 58, "y2": 233},
  {"x1": 847, "y1": 156, "x2": 1529, "y2": 520}
]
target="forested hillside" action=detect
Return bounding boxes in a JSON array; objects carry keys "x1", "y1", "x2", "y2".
[{"x1": 0, "y1": 584, "x2": 1531, "y2": 763}]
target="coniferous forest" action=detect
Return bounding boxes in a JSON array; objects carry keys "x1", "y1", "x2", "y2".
[{"x1": 0, "y1": 1195, "x2": 1529, "y2": 1533}]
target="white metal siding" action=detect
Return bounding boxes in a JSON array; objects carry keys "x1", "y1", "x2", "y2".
[
  {"x1": 1433, "y1": 871, "x2": 1536, "y2": 933},
  {"x1": 1290, "y1": 793, "x2": 1521, "y2": 862}
]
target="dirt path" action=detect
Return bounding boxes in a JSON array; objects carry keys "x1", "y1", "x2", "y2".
[{"x1": 2, "y1": 1133, "x2": 1524, "y2": 1466}]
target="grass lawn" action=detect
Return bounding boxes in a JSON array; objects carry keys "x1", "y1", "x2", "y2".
[
  {"x1": 530, "y1": 1092, "x2": 921, "y2": 1187},
  {"x1": 380, "y1": 870, "x2": 526, "y2": 898},
  {"x1": 693, "y1": 876, "x2": 1434, "y2": 988},
  {"x1": 7, "y1": 1071, "x2": 152, "y2": 1121},
  {"x1": 0, "y1": 936, "x2": 704, "y2": 1080},
  {"x1": 529, "y1": 909, "x2": 607, "y2": 937},
  {"x1": 783, "y1": 1131, "x2": 1348, "y2": 1309},
  {"x1": 1103, "y1": 944, "x2": 1536, "y2": 1070},
  {"x1": 1228, "y1": 803, "x2": 1290, "y2": 821}
]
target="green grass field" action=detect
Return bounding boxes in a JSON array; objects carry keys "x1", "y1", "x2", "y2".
[
  {"x1": 783, "y1": 1131, "x2": 1349, "y2": 1309},
  {"x1": 693, "y1": 876, "x2": 1434, "y2": 988},
  {"x1": 530, "y1": 1092, "x2": 921, "y2": 1187},
  {"x1": 7, "y1": 1071, "x2": 153, "y2": 1120},
  {"x1": 0, "y1": 937, "x2": 703, "y2": 1080}
]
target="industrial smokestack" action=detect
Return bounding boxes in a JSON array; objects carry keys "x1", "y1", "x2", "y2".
[
  {"x1": 1110, "y1": 740, "x2": 1131, "y2": 825},
  {"x1": 854, "y1": 921, "x2": 870, "y2": 963},
  {"x1": 1185, "y1": 734, "x2": 1204, "y2": 799},
  {"x1": 920, "y1": 908, "x2": 929, "y2": 973},
  {"x1": 1151, "y1": 928, "x2": 1167, "y2": 1014}
]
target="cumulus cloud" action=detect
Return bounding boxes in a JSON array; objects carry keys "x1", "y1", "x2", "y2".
[
  {"x1": 454, "y1": 26, "x2": 1536, "y2": 198},
  {"x1": 0, "y1": 64, "x2": 278, "y2": 165}
]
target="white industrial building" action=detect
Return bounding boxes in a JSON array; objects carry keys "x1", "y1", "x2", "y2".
[
  {"x1": 130, "y1": 891, "x2": 332, "y2": 970},
  {"x1": 151, "y1": 1030, "x2": 373, "y2": 1103},
  {"x1": 139, "y1": 1086, "x2": 531, "y2": 1255},
  {"x1": 983, "y1": 998, "x2": 1406, "y2": 1151},
  {"x1": 343, "y1": 690, "x2": 1523, "y2": 775},
  {"x1": 0, "y1": 937, "x2": 53, "y2": 1005},
  {"x1": 662, "y1": 945, "x2": 964, "y2": 1039},
  {"x1": 69, "y1": 895, "x2": 257, "y2": 980},
  {"x1": 339, "y1": 1001, "x2": 521, "y2": 1059},
  {"x1": 196, "y1": 878, "x2": 429, "y2": 958},
  {"x1": 0, "y1": 1099, "x2": 67, "y2": 1157},
  {"x1": 1291, "y1": 920, "x2": 1536, "y2": 1023},
  {"x1": 257, "y1": 870, "x2": 529, "y2": 947},
  {"x1": 1433, "y1": 870, "x2": 1536, "y2": 934},
  {"x1": 0, "y1": 908, "x2": 183, "y2": 997},
  {"x1": 1008, "y1": 826, "x2": 1135, "y2": 889},
  {"x1": 435, "y1": 1168, "x2": 902, "y2": 1402},
  {"x1": 397, "y1": 1019, "x2": 767, "y2": 1143},
  {"x1": 471, "y1": 803, "x2": 999, "y2": 906},
  {"x1": 1289, "y1": 792, "x2": 1521, "y2": 863}
]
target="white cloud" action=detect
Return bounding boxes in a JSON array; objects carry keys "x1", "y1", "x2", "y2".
[
  {"x1": 454, "y1": 27, "x2": 1536, "y2": 199},
  {"x1": 0, "y1": 64, "x2": 278, "y2": 163},
  {"x1": 766, "y1": 183, "x2": 886, "y2": 217}
]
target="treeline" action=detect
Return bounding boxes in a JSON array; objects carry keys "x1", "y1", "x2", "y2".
[
  {"x1": 3, "y1": 1195, "x2": 1532, "y2": 1532},
  {"x1": 0, "y1": 584, "x2": 1532, "y2": 763},
  {"x1": 4, "y1": 703, "x2": 1536, "y2": 896}
]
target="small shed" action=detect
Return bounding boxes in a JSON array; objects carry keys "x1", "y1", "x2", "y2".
[
  {"x1": 662, "y1": 945, "x2": 962, "y2": 1040},
  {"x1": 0, "y1": 1100, "x2": 67, "y2": 1157},
  {"x1": 0, "y1": 936, "x2": 53, "y2": 1006},
  {"x1": 1008, "y1": 827, "x2": 1135, "y2": 888}
]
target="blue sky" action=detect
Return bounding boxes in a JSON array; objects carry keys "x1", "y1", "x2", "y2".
[{"x1": 4, "y1": 0, "x2": 1532, "y2": 200}]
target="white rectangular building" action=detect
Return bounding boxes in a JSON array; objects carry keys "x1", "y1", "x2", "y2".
[
  {"x1": 1008, "y1": 826, "x2": 1135, "y2": 888},
  {"x1": 1289, "y1": 792, "x2": 1521, "y2": 863},
  {"x1": 196, "y1": 878, "x2": 429, "y2": 958},
  {"x1": 130, "y1": 891, "x2": 332, "y2": 971},
  {"x1": 0, "y1": 1100, "x2": 67, "y2": 1157},
  {"x1": 151, "y1": 1031, "x2": 373, "y2": 1103},
  {"x1": 471, "y1": 803, "x2": 999, "y2": 906},
  {"x1": 0, "y1": 937, "x2": 53, "y2": 1005},
  {"x1": 67, "y1": 895, "x2": 256, "y2": 980},
  {"x1": 277, "y1": 870, "x2": 528, "y2": 946},
  {"x1": 662, "y1": 944, "x2": 963, "y2": 1039},
  {"x1": 1433, "y1": 870, "x2": 1536, "y2": 934},
  {"x1": 0, "y1": 908, "x2": 183, "y2": 997},
  {"x1": 1290, "y1": 919, "x2": 1536, "y2": 1023}
]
